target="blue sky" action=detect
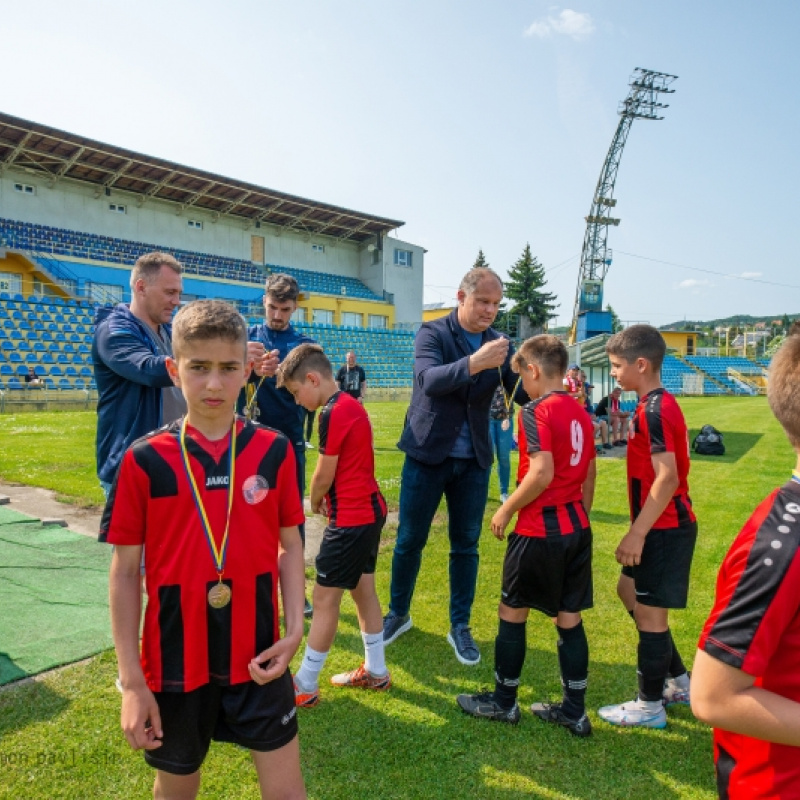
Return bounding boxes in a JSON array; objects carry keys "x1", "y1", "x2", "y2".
[{"x1": 4, "y1": 1, "x2": 799, "y2": 326}]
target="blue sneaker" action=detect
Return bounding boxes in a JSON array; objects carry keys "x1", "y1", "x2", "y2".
[
  {"x1": 598, "y1": 699, "x2": 667, "y2": 728},
  {"x1": 382, "y1": 612, "x2": 412, "y2": 645},
  {"x1": 447, "y1": 624, "x2": 480, "y2": 666}
]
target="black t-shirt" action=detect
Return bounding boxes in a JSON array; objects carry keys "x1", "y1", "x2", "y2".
[{"x1": 336, "y1": 365, "x2": 366, "y2": 399}]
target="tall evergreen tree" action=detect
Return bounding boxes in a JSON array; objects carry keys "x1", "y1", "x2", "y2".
[
  {"x1": 473, "y1": 249, "x2": 489, "y2": 269},
  {"x1": 505, "y1": 244, "x2": 558, "y2": 330},
  {"x1": 606, "y1": 304, "x2": 624, "y2": 333}
]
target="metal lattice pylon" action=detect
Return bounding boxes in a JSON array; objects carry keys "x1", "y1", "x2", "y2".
[{"x1": 569, "y1": 68, "x2": 677, "y2": 344}]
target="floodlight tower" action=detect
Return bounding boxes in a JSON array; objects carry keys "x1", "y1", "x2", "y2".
[{"x1": 569, "y1": 68, "x2": 678, "y2": 344}]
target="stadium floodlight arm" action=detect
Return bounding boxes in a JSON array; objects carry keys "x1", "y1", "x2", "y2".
[{"x1": 569, "y1": 68, "x2": 678, "y2": 344}]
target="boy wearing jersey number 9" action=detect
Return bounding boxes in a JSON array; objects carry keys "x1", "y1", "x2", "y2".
[{"x1": 457, "y1": 335, "x2": 596, "y2": 734}]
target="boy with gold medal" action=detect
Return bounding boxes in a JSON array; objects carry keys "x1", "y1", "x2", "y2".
[{"x1": 103, "y1": 300, "x2": 306, "y2": 799}]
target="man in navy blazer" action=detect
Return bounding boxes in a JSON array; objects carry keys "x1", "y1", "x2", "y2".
[{"x1": 383, "y1": 268, "x2": 526, "y2": 665}]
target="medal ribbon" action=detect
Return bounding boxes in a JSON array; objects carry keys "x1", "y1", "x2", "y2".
[
  {"x1": 792, "y1": 470, "x2": 800, "y2": 486},
  {"x1": 497, "y1": 367, "x2": 522, "y2": 417},
  {"x1": 179, "y1": 417, "x2": 237, "y2": 580}
]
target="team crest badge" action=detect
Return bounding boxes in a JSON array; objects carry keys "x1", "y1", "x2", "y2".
[{"x1": 242, "y1": 475, "x2": 269, "y2": 504}]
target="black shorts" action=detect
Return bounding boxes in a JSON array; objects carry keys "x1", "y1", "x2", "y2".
[
  {"x1": 621, "y1": 521, "x2": 698, "y2": 608},
  {"x1": 500, "y1": 528, "x2": 593, "y2": 618},
  {"x1": 144, "y1": 671, "x2": 298, "y2": 775},
  {"x1": 315, "y1": 516, "x2": 385, "y2": 590}
]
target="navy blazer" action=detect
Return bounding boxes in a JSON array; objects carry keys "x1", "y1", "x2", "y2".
[{"x1": 397, "y1": 309, "x2": 527, "y2": 469}]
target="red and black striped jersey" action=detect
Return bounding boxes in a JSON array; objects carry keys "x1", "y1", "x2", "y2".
[
  {"x1": 698, "y1": 480, "x2": 800, "y2": 798},
  {"x1": 627, "y1": 388, "x2": 695, "y2": 529},
  {"x1": 515, "y1": 391, "x2": 594, "y2": 538},
  {"x1": 318, "y1": 391, "x2": 386, "y2": 527},
  {"x1": 102, "y1": 417, "x2": 305, "y2": 693}
]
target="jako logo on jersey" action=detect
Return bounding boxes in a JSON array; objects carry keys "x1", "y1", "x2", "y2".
[
  {"x1": 206, "y1": 476, "x2": 229, "y2": 488},
  {"x1": 242, "y1": 474, "x2": 269, "y2": 504},
  {"x1": 282, "y1": 707, "x2": 297, "y2": 725}
]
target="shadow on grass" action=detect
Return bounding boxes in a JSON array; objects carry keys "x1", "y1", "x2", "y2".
[
  {"x1": 587, "y1": 509, "x2": 631, "y2": 525},
  {"x1": 689, "y1": 431, "x2": 763, "y2": 464},
  {"x1": 0, "y1": 672, "x2": 70, "y2": 736},
  {"x1": 322, "y1": 617, "x2": 714, "y2": 799}
]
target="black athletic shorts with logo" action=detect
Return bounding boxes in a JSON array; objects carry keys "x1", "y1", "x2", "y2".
[
  {"x1": 315, "y1": 515, "x2": 385, "y2": 590},
  {"x1": 144, "y1": 670, "x2": 298, "y2": 775},
  {"x1": 621, "y1": 521, "x2": 698, "y2": 608},
  {"x1": 500, "y1": 527, "x2": 593, "y2": 618}
]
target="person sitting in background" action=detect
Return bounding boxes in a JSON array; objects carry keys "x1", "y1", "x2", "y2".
[
  {"x1": 24, "y1": 366, "x2": 42, "y2": 387},
  {"x1": 595, "y1": 387, "x2": 630, "y2": 447}
]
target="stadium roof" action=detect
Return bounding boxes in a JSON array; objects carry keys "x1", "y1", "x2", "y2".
[{"x1": 0, "y1": 111, "x2": 404, "y2": 243}]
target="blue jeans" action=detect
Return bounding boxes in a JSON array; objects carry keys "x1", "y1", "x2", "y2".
[
  {"x1": 390, "y1": 455, "x2": 490, "y2": 626},
  {"x1": 489, "y1": 418, "x2": 513, "y2": 495}
]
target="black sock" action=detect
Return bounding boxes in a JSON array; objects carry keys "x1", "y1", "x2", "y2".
[
  {"x1": 556, "y1": 622, "x2": 588, "y2": 718},
  {"x1": 637, "y1": 630, "x2": 671, "y2": 702},
  {"x1": 667, "y1": 629, "x2": 687, "y2": 678},
  {"x1": 493, "y1": 619, "x2": 526, "y2": 709}
]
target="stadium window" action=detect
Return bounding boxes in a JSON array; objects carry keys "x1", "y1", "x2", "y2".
[
  {"x1": 341, "y1": 312, "x2": 362, "y2": 328},
  {"x1": 313, "y1": 309, "x2": 334, "y2": 325},
  {"x1": 311, "y1": 243, "x2": 325, "y2": 253},
  {"x1": 368, "y1": 314, "x2": 387, "y2": 329},
  {"x1": 291, "y1": 307, "x2": 306, "y2": 323},
  {"x1": 188, "y1": 219, "x2": 203, "y2": 230},
  {"x1": 0, "y1": 273, "x2": 22, "y2": 293},
  {"x1": 394, "y1": 248, "x2": 413, "y2": 267},
  {"x1": 13, "y1": 183, "x2": 35, "y2": 195},
  {"x1": 108, "y1": 203, "x2": 127, "y2": 214}
]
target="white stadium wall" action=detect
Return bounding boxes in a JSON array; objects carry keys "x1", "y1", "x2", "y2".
[{"x1": 0, "y1": 171, "x2": 425, "y2": 326}]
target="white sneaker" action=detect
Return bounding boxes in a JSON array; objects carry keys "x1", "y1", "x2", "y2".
[
  {"x1": 598, "y1": 699, "x2": 667, "y2": 729},
  {"x1": 305, "y1": 441, "x2": 314, "y2": 449},
  {"x1": 662, "y1": 675, "x2": 690, "y2": 706}
]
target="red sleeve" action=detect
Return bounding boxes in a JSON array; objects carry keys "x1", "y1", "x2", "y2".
[
  {"x1": 277, "y1": 443, "x2": 305, "y2": 528},
  {"x1": 105, "y1": 449, "x2": 148, "y2": 546}
]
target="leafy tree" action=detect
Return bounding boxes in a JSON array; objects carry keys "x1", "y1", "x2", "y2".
[
  {"x1": 783, "y1": 313, "x2": 792, "y2": 332},
  {"x1": 606, "y1": 304, "x2": 624, "y2": 333},
  {"x1": 504, "y1": 243, "x2": 558, "y2": 330},
  {"x1": 473, "y1": 249, "x2": 489, "y2": 269}
]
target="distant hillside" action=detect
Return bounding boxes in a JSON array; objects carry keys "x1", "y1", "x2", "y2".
[{"x1": 660, "y1": 313, "x2": 798, "y2": 330}]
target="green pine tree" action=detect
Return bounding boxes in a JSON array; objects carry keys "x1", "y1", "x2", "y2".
[
  {"x1": 473, "y1": 249, "x2": 489, "y2": 269},
  {"x1": 606, "y1": 304, "x2": 624, "y2": 333},
  {"x1": 505, "y1": 244, "x2": 558, "y2": 330}
]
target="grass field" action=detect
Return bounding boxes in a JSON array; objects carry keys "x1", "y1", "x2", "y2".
[{"x1": 0, "y1": 397, "x2": 791, "y2": 799}]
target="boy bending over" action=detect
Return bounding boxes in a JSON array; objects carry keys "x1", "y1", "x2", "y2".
[
  {"x1": 103, "y1": 300, "x2": 306, "y2": 799},
  {"x1": 598, "y1": 324, "x2": 696, "y2": 729},
  {"x1": 457, "y1": 335, "x2": 596, "y2": 735},
  {"x1": 278, "y1": 344, "x2": 390, "y2": 706},
  {"x1": 692, "y1": 332, "x2": 800, "y2": 798}
]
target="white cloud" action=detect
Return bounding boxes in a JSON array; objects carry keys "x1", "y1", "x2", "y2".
[
  {"x1": 740, "y1": 271, "x2": 762, "y2": 279},
  {"x1": 524, "y1": 9, "x2": 595, "y2": 41},
  {"x1": 677, "y1": 278, "x2": 712, "y2": 290}
]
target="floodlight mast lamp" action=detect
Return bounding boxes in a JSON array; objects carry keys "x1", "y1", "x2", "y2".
[{"x1": 568, "y1": 68, "x2": 678, "y2": 345}]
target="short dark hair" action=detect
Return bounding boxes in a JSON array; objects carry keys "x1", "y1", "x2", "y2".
[
  {"x1": 768, "y1": 331, "x2": 800, "y2": 449},
  {"x1": 513, "y1": 334, "x2": 567, "y2": 378},
  {"x1": 606, "y1": 324, "x2": 666, "y2": 372},
  {"x1": 171, "y1": 300, "x2": 247, "y2": 358},
  {"x1": 130, "y1": 251, "x2": 182, "y2": 288},
  {"x1": 265, "y1": 273, "x2": 300, "y2": 303},
  {"x1": 276, "y1": 343, "x2": 333, "y2": 387}
]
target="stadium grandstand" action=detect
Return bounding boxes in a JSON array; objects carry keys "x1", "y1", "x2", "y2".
[{"x1": 0, "y1": 111, "x2": 423, "y2": 404}]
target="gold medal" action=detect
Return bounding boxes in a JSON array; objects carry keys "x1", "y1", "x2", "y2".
[
  {"x1": 208, "y1": 582, "x2": 232, "y2": 609},
  {"x1": 501, "y1": 418, "x2": 510, "y2": 431},
  {"x1": 180, "y1": 418, "x2": 237, "y2": 612}
]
